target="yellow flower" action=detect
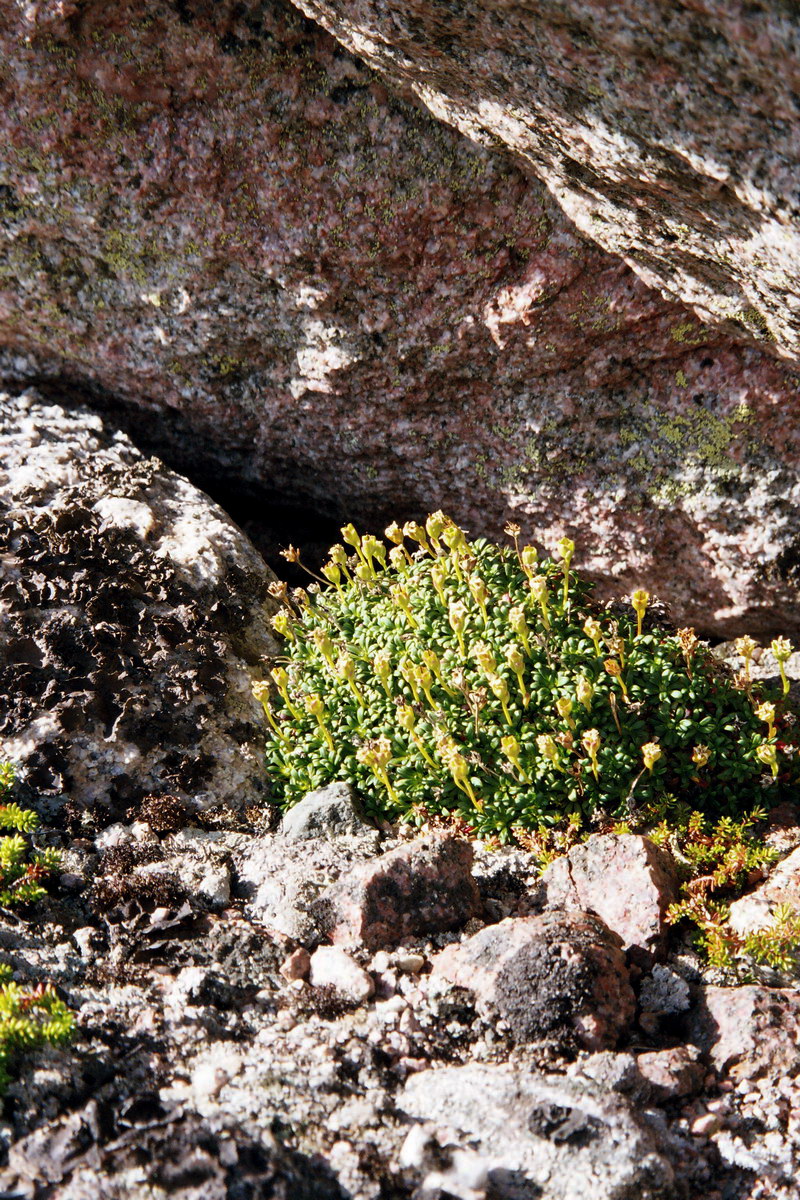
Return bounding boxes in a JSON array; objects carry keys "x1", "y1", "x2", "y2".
[
  {"x1": 771, "y1": 637, "x2": 793, "y2": 695},
  {"x1": 305, "y1": 693, "x2": 333, "y2": 749},
  {"x1": 771, "y1": 636, "x2": 793, "y2": 663},
  {"x1": 384, "y1": 521, "x2": 404, "y2": 544},
  {"x1": 471, "y1": 641, "x2": 497, "y2": 675},
  {"x1": 425, "y1": 510, "x2": 448, "y2": 548},
  {"x1": 448, "y1": 600, "x2": 468, "y2": 654},
  {"x1": 584, "y1": 617, "x2": 603, "y2": 655},
  {"x1": 271, "y1": 611, "x2": 294, "y2": 640},
  {"x1": 403, "y1": 521, "x2": 430, "y2": 552},
  {"x1": 468, "y1": 574, "x2": 489, "y2": 621},
  {"x1": 691, "y1": 744, "x2": 711, "y2": 768},
  {"x1": 501, "y1": 734, "x2": 530, "y2": 782},
  {"x1": 508, "y1": 606, "x2": 531, "y2": 655},
  {"x1": 321, "y1": 561, "x2": 342, "y2": 590},
  {"x1": 555, "y1": 535, "x2": 575, "y2": 564},
  {"x1": 556, "y1": 536, "x2": 575, "y2": 609},
  {"x1": 604, "y1": 658, "x2": 628, "y2": 696},
  {"x1": 487, "y1": 673, "x2": 513, "y2": 723},
  {"x1": 528, "y1": 575, "x2": 551, "y2": 630},
  {"x1": 581, "y1": 728, "x2": 601, "y2": 779},
  {"x1": 555, "y1": 696, "x2": 576, "y2": 730},
  {"x1": 641, "y1": 741, "x2": 662, "y2": 771},
  {"x1": 631, "y1": 588, "x2": 650, "y2": 637},
  {"x1": 576, "y1": 676, "x2": 594, "y2": 711},
  {"x1": 756, "y1": 743, "x2": 778, "y2": 778},
  {"x1": 374, "y1": 651, "x2": 392, "y2": 696},
  {"x1": 734, "y1": 635, "x2": 758, "y2": 684},
  {"x1": 340, "y1": 523, "x2": 362, "y2": 552},
  {"x1": 389, "y1": 545, "x2": 407, "y2": 571},
  {"x1": 536, "y1": 734, "x2": 562, "y2": 770},
  {"x1": 756, "y1": 701, "x2": 776, "y2": 738}
]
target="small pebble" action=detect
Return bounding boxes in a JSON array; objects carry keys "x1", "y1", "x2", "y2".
[
  {"x1": 691, "y1": 1113, "x2": 722, "y2": 1137},
  {"x1": 395, "y1": 953, "x2": 425, "y2": 974},
  {"x1": 280, "y1": 947, "x2": 311, "y2": 982}
]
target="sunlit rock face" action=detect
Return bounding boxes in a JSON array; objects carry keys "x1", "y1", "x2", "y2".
[
  {"x1": 292, "y1": 0, "x2": 800, "y2": 364},
  {"x1": 1, "y1": 0, "x2": 799, "y2": 635}
]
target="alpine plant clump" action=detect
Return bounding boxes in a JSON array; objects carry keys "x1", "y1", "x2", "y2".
[
  {"x1": 255, "y1": 515, "x2": 799, "y2": 838},
  {"x1": 0, "y1": 762, "x2": 74, "y2": 1091}
]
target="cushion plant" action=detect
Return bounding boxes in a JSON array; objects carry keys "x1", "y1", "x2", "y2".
[{"x1": 255, "y1": 514, "x2": 798, "y2": 840}]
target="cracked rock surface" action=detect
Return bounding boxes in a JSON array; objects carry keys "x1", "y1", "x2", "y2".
[
  {"x1": 1, "y1": 0, "x2": 799, "y2": 632},
  {"x1": 0, "y1": 388, "x2": 279, "y2": 809}
]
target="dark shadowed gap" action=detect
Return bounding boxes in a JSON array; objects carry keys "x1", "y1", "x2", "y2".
[{"x1": 0, "y1": 368, "x2": 427, "y2": 585}]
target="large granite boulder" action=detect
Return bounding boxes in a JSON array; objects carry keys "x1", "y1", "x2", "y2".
[
  {"x1": 0, "y1": 388, "x2": 279, "y2": 811},
  {"x1": 0, "y1": 0, "x2": 798, "y2": 634},
  {"x1": 294, "y1": 0, "x2": 800, "y2": 365}
]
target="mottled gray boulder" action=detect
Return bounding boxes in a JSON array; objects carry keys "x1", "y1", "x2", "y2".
[
  {"x1": 0, "y1": 389, "x2": 279, "y2": 812},
  {"x1": 237, "y1": 830, "x2": 379, "y2": 945},
  {"x1": 686, "y1": 985, "x2": 800, "y2": 1081},
  {"x1": 400, "y1": 1063, "x2": 675, "y2": 1200},
  {"x1": 280, "y1": 782, "x2": 372, "y2": 841}
]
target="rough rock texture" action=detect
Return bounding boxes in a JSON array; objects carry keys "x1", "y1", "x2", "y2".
[
  {"x1": 1, "y1": 1, "x2": 799, "y2": 633},
  {"x1": 280, "y1": 781, "x2": 372, "y2": 842},
  {"x1": 687, "y1": 985, "x2": 800, "y2": 1079},
  {"x1": 0, "y1": 806, "x2": 796, "y2": 1199},
  {"x1": 399, "y1": 1063, "x2": 676, "y2": 1200},
  {"x1": 432, "y1": 910, "x2": 636, "y2": 1051},
  {"x1": 634, "y1": 1046, "x2": 706, "y2": 1102},
  {"x1": 728, "y1": 844, "x2": 800, "y2": 936},
  {"x1": 325, "y1": 835, "x2": 481, "y2": 950},
  {"x1": 541, "y1": 833, "x2": 679, "y2": 958},
  {"x1": 0, "y1": 389, "x2": 278, "y2": 810},
  {"x1": 308, "y1": 945, "x2": 375, "y2": 1003},
  {"x1": 237, "y1": 829, "x2": 380, "y2": 945},
  {"x1": 293, "y1": 0, "x2": 800, "y2": 364}
]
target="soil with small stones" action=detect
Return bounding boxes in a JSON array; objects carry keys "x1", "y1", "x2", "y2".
[{"x1": 0, "y1": 787, "x2": 798, "y2": 1200}]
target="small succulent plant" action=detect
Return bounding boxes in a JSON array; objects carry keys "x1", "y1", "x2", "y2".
[
  {"x1": 0, "y1": 761, "x2": 61, "y2": 905},
  {"x1": 0, "y1": 762, "x2": 74, "y2": 1091},
  {"x1": 257, "y1": 515, "x2": 799, "y2": 838}
]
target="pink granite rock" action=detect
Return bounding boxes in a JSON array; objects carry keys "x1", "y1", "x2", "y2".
[
  {"x1": 432, "y1": 910, "x2": 636, "y2": 1051},
  {"x1": 295, "y1": 0, "x2": 800, "y2": 364},
  {"x1": 728, "y1": 845, "x2": 800, "y2": 937},
  {"x1": 635, "y1": 1046, "x2": 705, "y2": 1101},
  {"x1": 324, "y1": 834, "x2": 480, "y2": 950},
  {"x1": 0, "y1": 1, "x2": 799, "y2": 634},
  {"x1": 688, "y1": 985, "x2": 800, "y2": 1081},
  {"x1": 279, "y1": 947, "x2": 312, "y2": 982},
  {"x1": 540, "y1": 834, "x2": 679, "y2": 959}
]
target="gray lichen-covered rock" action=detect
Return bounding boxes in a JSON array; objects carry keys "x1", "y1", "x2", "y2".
[
  {"x1": 399, "y1": 1063, "x2": 675, "y2": 1200},
  {"x1": 280, "y1": 781, "x2": 372, "y2": 841},
  {"x1": 1, "y1": 1, "x2": 799, "y2": 634},
  {"x1": 0, "y1": 388, "x2": 279, "y2": 811},
  {"x1": 432, "y1": 910, "x2": 636, "y2": 1051},
  {"x1": 727, "y1": 844, "x2": 800, "y2": 936},
  {"x1": 237, "y1": 830, "x2": 380, "y2": 944}
]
